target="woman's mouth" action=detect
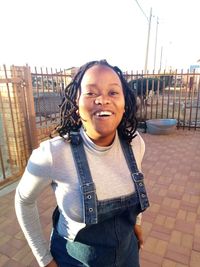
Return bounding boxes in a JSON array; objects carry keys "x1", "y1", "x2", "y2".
[{"x1": 94, "y1": 111, "x2": 113, "y2": 117}]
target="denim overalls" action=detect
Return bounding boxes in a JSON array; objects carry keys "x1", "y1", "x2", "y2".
[{"x1": 50, "y1": 134, "x2": 149, "y2": 267}]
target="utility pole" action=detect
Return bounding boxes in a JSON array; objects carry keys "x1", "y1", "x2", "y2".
[
  {"x1": 134, "y1": 1, "x2": 153, "y2": 73},
  {"x1": 159, "y1": 46, "x2": 163, "y2": 71},
  {"x1": 144, "y1": 7, "x2": 152, "y2": 74},
  {"x1": 153, "y1": 17, "x2": 159, "y2": 71}
]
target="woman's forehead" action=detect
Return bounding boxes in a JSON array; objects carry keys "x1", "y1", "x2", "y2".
[{"x1": 81, "y1": 65, "x2": 122, "y2": 86}]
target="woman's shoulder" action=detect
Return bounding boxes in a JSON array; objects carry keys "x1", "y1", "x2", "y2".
[
  {"x1": 39, "y1": 135, "x2": 69, "y2": 150},
  {"x1": 130, "y1": 131, "x2": 145, "y2": 162},
  {"x1": 30, "y1": 136, "x2": 70, "y2": 162},
  {"x1": 130, "y1": 131, "x2": 145, "y2": 147}
]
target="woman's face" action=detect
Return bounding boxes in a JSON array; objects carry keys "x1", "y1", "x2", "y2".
[{"x1": 78, "y1": 65, "x2": 125, "y2": 146}]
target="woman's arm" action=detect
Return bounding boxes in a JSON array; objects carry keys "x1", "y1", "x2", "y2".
[
  {"x1": 134, "y1": 224, "x2": 144, "y2": 249},
  {"x1": 15, "y1": 141, "x2": 54, "y2": 267},
  {"x1": 132, "y1": 132, "x2": 146, "y2": 250}
]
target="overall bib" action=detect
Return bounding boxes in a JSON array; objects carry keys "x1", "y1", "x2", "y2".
[{"x1": 50, "y1": 134, "x2": 149, "y2": 267}]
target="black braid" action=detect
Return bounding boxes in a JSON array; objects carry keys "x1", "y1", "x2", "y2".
[{"x1": 53, "y1": 60, "x2": 138, "y2": 143}]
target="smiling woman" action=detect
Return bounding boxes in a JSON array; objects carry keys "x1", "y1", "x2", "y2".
[
  {"x1": 56, "y1": 60, "x2": 138, "y2": 143},
  {"x1": 78, "y1": 65, "x2": 125, "y2": 146},
  {"x1": 15, "y1": 59, "x2": 150, "y2": 267}
]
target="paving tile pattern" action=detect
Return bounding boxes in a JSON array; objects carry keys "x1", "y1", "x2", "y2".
[
  {"x1": 0, "y1": 130, "x2": 200, "y2": 267},
  {"x1": 140, "y1": 130, "x2": 200, "y2": 267}
]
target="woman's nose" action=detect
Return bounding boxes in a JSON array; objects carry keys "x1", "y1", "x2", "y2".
[{"x1": 94, "y1": 95, "x2": 110, "y2": 105}]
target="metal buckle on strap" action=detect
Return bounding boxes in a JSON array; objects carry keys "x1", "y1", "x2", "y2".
[
  {"x1": 131, "y1": 172, "x2": 144, "y2": 183},
  {"x1": 81, "y1": 182, "x2": 96, "y2": 194}
]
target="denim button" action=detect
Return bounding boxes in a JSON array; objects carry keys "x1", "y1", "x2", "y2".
[
  {"x1": 141, "y1": 194, "x2": 146, "y2": 198},
  {"x1": 89, "y1": 208, "x2": 93, "y2": 212},
  {"x1": 139, "y1": 182, "x2": 143, "y2": 187},
  {"x1": 87, "y1": 195, "x2": 92, "y2": 199}
]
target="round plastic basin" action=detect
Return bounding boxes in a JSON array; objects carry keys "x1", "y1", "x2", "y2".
[{"x1": 146, "y1": 119, "x2": 177, "y2": 135}]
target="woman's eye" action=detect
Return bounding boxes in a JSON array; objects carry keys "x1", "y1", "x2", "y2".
[
  {"x1": 110, "y1": 91, "x2": 119, "y2": 96},
  {"x1": 85, "y1": 92, "x2": 96, "y2": 96}
]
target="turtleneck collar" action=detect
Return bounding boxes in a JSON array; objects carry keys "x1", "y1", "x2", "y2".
[{"x1": 80, "y1": 127, "x2": 118, "y2": 153}]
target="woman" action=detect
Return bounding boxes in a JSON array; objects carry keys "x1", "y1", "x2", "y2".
[{"x1": 15, "y1": 60, "x2": 149, "y2": 267}]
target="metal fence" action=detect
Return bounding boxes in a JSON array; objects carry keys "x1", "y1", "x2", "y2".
[
  {"x1": 0, "y1": 65, "x2": 33, "y2": 185},
  {"x1": 125, "y1": 70, "x2": 200, "y2": 130},
  {"x1": 0, "y1": 65, "x2": 73, "y2": 186},
  {"x1": 31, "y1": 67, "x2": 74, "y2": 141},
  {"x1": 0, "y1": 65, "x2": 200, "y2": 186}
]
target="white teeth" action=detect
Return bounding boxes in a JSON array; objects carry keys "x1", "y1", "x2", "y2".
[{"x1": 96, "y1": 111, "x2": 112, "y2": 116}]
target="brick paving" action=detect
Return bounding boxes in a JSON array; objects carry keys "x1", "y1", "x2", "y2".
[
  {"x1": 140, "y1": 130, "x2": 200, "y2": 267},
  {"x1": 0, "y1": 130, "x2": 200, "y2": 267}
]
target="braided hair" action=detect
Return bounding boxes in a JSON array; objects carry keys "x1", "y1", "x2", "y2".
[{"x1": 54, "y1": 60, "x2": 138, "y2": 143}]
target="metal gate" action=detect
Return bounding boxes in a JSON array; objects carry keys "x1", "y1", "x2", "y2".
[{"x1": 0, "y1": 65, "x2": 38, "y2": 186}]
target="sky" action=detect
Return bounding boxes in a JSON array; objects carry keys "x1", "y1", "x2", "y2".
[{"x1": 0, "y1": 0, "x2": 199, "y2": 72}]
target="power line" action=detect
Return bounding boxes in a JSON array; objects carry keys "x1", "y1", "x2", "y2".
[{"x1": 134, "y1": 0, "x2": 149, "y2": 22}]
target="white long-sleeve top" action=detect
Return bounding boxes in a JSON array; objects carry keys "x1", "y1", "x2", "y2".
[{"x1": 15, "y1": 129, "x2": 145, "y2": 266}]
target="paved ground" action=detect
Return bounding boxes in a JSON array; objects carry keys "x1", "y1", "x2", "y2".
[{"x1": 0, "y1": 129, "x2": 200, "y2": 267}]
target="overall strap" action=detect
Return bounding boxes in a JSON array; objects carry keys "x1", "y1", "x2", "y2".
[
  {"x1": 70, "y1": 133, "x2": 98, "y2": 224},
  {"x1": 120, "y1": 138, "x2": 149, "y2": 211}
]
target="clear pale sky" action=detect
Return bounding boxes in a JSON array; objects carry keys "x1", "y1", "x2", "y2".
[{"x1": 0, "y1": 0, "x2": 199, "y2": 71}]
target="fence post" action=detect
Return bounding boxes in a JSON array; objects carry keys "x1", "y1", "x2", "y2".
[{"x1": 23, "y1": 65, "x2": 39, "y2": 150}]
